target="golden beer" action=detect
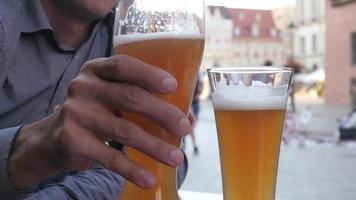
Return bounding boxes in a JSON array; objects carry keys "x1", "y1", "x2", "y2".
[
  {"x1": 214, "y1": 109, "x2": 285, "y2": 200},
  {"x1": 115, "y1": 33, "x2": 205, "y2": 200}
]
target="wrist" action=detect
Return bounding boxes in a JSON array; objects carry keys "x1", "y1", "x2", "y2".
[{"x1": 8, "y1": 117, "x2": 60, "y2": 190}]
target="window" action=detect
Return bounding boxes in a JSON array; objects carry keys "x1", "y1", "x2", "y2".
[
  {"x1": 252, "y1": 24, "x2": 260, "y2": 37},
  {"x1": 350, "y1": 78, "x2": 356, "y2": 106},
  {"x1": 352, "y1": 33, "x2": 356, "y2": 65},
  {"x1": 312, "y1": 34, "x2": 318, "y2": 53},
  {"x1": 234, "y1": 27, "x2": 241, "y2": 36},
  {"x1": 300, "y1": 0, "x2": 304, "y2": 23},
  {"x1": 270, "y1": 28, "x2": 277, "y2": 37},
  {"x1": 300, "y1": 36, "x2": 306, "y2": 55},
  {"x1": 312, "y1": 0, "x2": 318, "y2": 20},
  {"x1": 239, "y1": 12, "x2": 245, "y2": 21},
  {"x1": 255, "y1": 14, "x2": 261, "y2": 22}
]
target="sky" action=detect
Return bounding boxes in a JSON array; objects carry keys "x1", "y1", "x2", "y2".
[{"x1": 205, "y1": 0, "x2": 296, "y2": 10}]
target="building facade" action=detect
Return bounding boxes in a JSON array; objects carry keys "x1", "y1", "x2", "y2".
[
  {"x1": 272, "y1": 6, "x2": 296, "y2": 61},
  {"x1": 228, "y1": 9, "x2": 285, "y2": 67},
  {"x1": 202, "y1": 6, "x2": 286, "y2": 68},
  {"x1": 293, "y1": 0, "x2": 326, "y2": 71},
  {"x1": 325, "y1": 0, "x2": 356, "y2": 106},
  {"x1": 202, "y1": 6, "x2": 234, "y2": 68}
]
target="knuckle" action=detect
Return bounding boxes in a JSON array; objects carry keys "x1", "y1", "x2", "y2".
[
  {"x1": 67, "y1": 78, "x2": 86, "y2": 97},
  {"x1": 122, "y1": 86, "x2": 143, "y2": 107},
  {"x1": 60, "y1": 102, "x2": 76, "y2": 119},
  {"x1": 56, "y1": 124, "x2": 74, "y2": 149},
  {"x1": 107, "y1": 55, "x2": 133, "y2": 79},
  {"x1": 159, "y1": 104, "x2": 179, "y2": 122},
  {"x1": 115, "y1": 54, "x2": 132, "y2": 64},
  {"x1": 153, "y1": 141, "x2": 169, "y2": 159},
  {"x1": 115, "y1": 121, "x2": 136, "y2": 143},
  {"x1": 104, "y1": 150, "x2": 120, "y2": 170},
  {"x1": 81, "y1": 61, "x2": 92, "y2": 71},
  {"x1": 81, "y1": 58, "x2": 105, "y2": 71},
  {"x1": 107, "y1": 57, "x2": 123, "y2": 75}
]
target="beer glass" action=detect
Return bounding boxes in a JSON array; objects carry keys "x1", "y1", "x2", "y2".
[
  {"x1": 114, "y1": 0, "x2": 205, "y2": 199},
  {"x1": 208, "y1": 67, "x2": 293, "y2": 200}
]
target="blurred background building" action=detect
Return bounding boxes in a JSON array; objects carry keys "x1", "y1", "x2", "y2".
[
  {"x1": 203, "y1": 6, "x2": 287, "y2": 68},
  {"x1": 229, "y1": 9, "x2": 285, "y2": 66},
  {"x1": 202, "y1": 6, "x2": 233, "y2": 68},
  {"x1": 272, "y1": 6, "x2": 296, "y2": 61},
  {"x1": 183, "y1": 1, "x2": 356, "y2": 199},
  {"x1": 293, "y1": 0, "x2": 326, "y2": 72},
  {"x1": 325, "y1": 0, "x2": 356, "y2": 106}
]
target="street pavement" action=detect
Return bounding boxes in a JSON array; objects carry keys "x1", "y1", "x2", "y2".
[{"x1": 180, "y1": 99, "x2": 356, "y2": 200}]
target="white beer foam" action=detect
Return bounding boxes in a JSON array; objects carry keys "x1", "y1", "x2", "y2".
[
  {"x1": 114, "y1": 32, "x2": 204, "y2": 47},
  {"x1": 212, "y1": 81, "x2": 288, "y2": 110}
]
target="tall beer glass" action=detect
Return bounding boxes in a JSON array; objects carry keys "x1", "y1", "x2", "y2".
[
  {"x1": 114, "y1": 0, "x2": 205, "y2": 199},
  {"x1": 208, "y1": 67, "x2": 293, "y2": 200}
]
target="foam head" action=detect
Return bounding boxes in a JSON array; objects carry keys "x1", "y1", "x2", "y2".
[
  {"x1": 113, "y1": 32, "x2": 204, "y2": 47},
  {"x1": 212, "y1": 81, "x2": 288, "y2": 110}
]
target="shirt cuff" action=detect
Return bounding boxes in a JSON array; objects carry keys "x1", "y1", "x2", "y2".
[
  {"x1": 0, "y1": 126, "x2": 30, "y2": 199},
  {"x1": 23, "y1": 185, "x2": 71, "y2": 200}
]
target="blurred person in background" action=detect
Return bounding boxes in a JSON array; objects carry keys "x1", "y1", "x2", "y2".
[
  {"x1": 0, "y1": 0, "x2": 191, "y2": 199},
  {"x1": 189, "y1": 77, "x2": 203, "y2": 155},
  {"x1": 285, "y1": 58, "x2": 302, "y2": 112}
]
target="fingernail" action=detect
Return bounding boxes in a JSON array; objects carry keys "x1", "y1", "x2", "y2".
[
  {"x1": 162, "y1": 78, "x2": 177, "y2": 92},
  {"x1": 179, "y1": 117, "x2": 192, "y2": 135},
  {"x1": 140, "y1": 171, "x2": 156, "y2": 188},
  {"x1": 169, "y1": 149, "x2": 184, "y2": 166}
]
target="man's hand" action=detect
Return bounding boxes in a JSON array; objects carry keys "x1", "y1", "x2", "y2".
[{"x1": 9, "y1": 55, "x2": 192, "y2": 190}]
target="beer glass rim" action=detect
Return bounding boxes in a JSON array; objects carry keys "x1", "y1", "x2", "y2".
[{"x1": 208, "y1": 67, "x2": 293, "y2": 74}]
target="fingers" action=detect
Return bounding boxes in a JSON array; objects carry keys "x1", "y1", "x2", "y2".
[
  {"x1": 94, "y1": 144, "x2": 156, "y2": 188},
  {"x1": 90, "y1": 55, "x2": 177, "y2": 94},
  {"x1": 67, "y1": 76, "x2": 191, "y2": 137},
  {"x1": 59, "y1": 121, "x2": 156, "y2": 188},
  {"x1": 93, "y1": 81, "x2": 191, "y2": 136},
  {"x1": 57, "y1": 55, "x2": 191, "y2": 189},
  {"x1": 68, "y1": 56, "x2": 192, "y2": 137},
  {"x1": 63, "y1": 101, "x2": 184, "y2": 167}
]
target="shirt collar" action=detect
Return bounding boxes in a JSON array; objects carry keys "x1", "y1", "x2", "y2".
[
  {"x1": 20, "y1": 1, "x2": 115, "y2": 51},
  {"x1": 21, "y1": 0, "x2": 53, "y2": 33}
]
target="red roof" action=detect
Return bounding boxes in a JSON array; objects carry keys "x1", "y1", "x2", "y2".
[
  {"x1": 227, "y1": 8, "x2": 279, "y2": 39},
  {"x1": 207, "y1": 6, "x2": 280, "y2": 40}
]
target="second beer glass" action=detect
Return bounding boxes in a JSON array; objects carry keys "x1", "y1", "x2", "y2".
[
  {"x1": 114, "y1": 0, "x2": 205, "y2": 199},
  {"x1": 208, "y1": 67, "x2": 293, "y2": 200}
]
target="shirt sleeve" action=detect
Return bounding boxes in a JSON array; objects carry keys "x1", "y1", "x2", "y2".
[
  {"x1": 0, "y1": 126, "x2": 31, "y2": 200},
  {"x1": 26, "y1": 165, "x2": 124, "y2": 200},
  {"x1": 23, "y1": 186, "x2": 72, "y2": 200},
  {"x1": 57, "y1": 164, "x2": 124, "y2": 200},
  {"x1": 0, "y1": 126, "x2": 123, "y2": 200}
]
